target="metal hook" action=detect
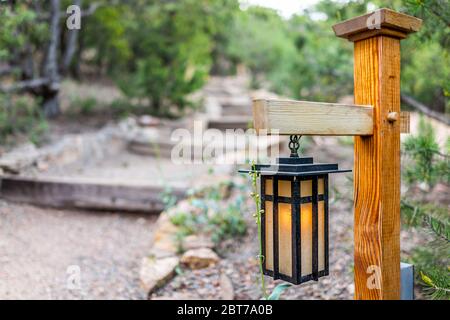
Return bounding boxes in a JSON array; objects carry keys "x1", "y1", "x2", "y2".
[{"x1": 289, "y1": 135, "x2": 301, "y2": 157}]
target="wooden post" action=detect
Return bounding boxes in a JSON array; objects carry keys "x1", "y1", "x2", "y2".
[{"x1": 333, "y1": 9, "x2": 421, "y2": 299}]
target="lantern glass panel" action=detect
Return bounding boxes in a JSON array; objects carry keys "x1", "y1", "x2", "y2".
[
  {"x1": 318, "y1": 178, "x2": 324, "y2": 195},
  {"x1": 265, "y1": 200, "x2": 274, "y2": 272},
  {"x1": 278, "y1": 180, "x2": 291, "y2": 197},
  {"x1": 265, "y1": 178, "x2": 273, "y2": 195},
  {"x1": 301, "y1": 202, "x2": 313, "y2": 276},
  {"x1": 301, "y1": 180, "x2": 312, "y2": 197},
  {"x1": 278, "y1": 203, "x2": 292, "y2": 277},
  {"x1": 318, "y1": 200, "x2": 325, "y2": 271}
]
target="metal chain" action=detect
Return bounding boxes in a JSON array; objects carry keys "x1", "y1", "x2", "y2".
[{"x1": 289, "y1": 135, "x2": 301, "y2": 157}]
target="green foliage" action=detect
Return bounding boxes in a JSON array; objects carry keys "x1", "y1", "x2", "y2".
[
  {"x1": 161, "y1": 186, "x2": 178, "y2": 210},
  {"x1": 401, "y1": 200, "x2": 450, "y2": 241},
  {"x1": 87, "y1": 0, "x2": 239, "y2": 117},
  {"x1": 405, "y1": 0, "x2": 449, "y2": 35},
  {"x1": 402, "y1": 202, "x2": 450, "y2": 300},
  {"x1": 410, "y1": 244, "x2": 449, "y2": 270},
  {"x1": 107, "y1": 98, "x2": 141, "y2": 118},
  {"x1": 370, "y1": 0, "x2": 450, "y2": 113},
  {"x1": 286, "y1": 1, "x2": 363, "y2": 102},
  {"x1": 402, "y1": 0, "x2": 450, "y2": 113},
  {"x1": 412, "y1": 254, "x2": 449, "y2": 300},
  {"x1": 207, "y1": 200, "x2": 247, "y2": 243},
  {"x1": 401, "y1": 116, "x2": 449, "y2": 300},
  {"x1": 226, "y1": 1, "x2": 364, "y2": 100},
  {"x1": 83, "y1": 4, "x2": 132, "y2": 72},
  {"x1": 122, "y1": 1, "x2": 211, "y2": 115},
  {"x1": 227, "y1": 6, "x2": 297, "y2": 91},
  {"x1": 0, "y1": 4, "x2": 48, "y2": 60},
  {"x1": 402, "y1": 40, "x2": 450, "y2": 114},
  {"x1": 420, "y1": 269, "x2": 450, "y2": 300},
  {"x1": 69, "y1": 96, "x2": 98, "y2": 116},
  {"x1": 225, "y1": 0, "x2": 448, "y2": 112},
  {"x1": 3, "y1": 0, "x2": 447, "y2": 122},
  {"x1": 0, "y1": 94, "x2": 48, "y2": 145},
  {"x1": 170, "y1": 182, "x2": 247, "y2": 248},
  {"x1": 209, "y1": 1, "x2": 241, "y2": 75},
  {"x1": 403, "y1": 117, "x2": 449, "y2": 187}
]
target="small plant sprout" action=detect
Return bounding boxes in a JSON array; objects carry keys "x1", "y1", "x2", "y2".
[{"x1": 249, "y1": 161, "x2": 268, "y2": 299}]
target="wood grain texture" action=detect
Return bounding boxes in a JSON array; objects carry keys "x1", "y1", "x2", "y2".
[
  {"x1": 333, "y1": 8, "x2": 422, "y2": 42},
  {"x1": 207, "y1": 116, "x2": 252, "y2": 130},
  {"x1": 252, "y1": 99, "x2": 374, "y2": 136},
  {"x1": 353, "y1": 36, "x2": 401, "y2": 300}
]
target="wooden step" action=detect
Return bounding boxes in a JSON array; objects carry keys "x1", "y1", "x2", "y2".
[
  {"x1": 0, "y1": 175, "x2": 186, "y2": 213},
  {"x1": 207, "y1": 116, "x2": 252, "y2": 130}
]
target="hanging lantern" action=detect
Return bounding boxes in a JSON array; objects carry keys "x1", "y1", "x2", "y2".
[{"x1": 240, "y1": 135, "x2": 350, "y2": 285}]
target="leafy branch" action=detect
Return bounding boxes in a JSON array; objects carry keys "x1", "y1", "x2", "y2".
[
  {"x1": 420, "y1": 270, "x2": 450, "y2": 300},
  {"x1": 402, "y1": 117, "x2": 449, "y2": 189},
  {"x1": 401, "y1": 200, "x2": 450, "y2": 242},
  {"x1": 249, "y1": 161, "x2": 268, "y2": 299}
]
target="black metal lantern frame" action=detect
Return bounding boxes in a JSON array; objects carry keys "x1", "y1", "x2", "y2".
[{"x1": 240, "y1": 151, "x2": 350, "y2": 285}]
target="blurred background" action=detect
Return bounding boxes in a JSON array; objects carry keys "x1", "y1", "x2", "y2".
[{"x1": 0, "y1": 0, "x2": 448, "y2": 300}]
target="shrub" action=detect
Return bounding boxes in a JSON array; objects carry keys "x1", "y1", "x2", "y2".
[
  {"x1": 170, "y1": 184, "x2": 247, "y2": 247},
  {"x1": 69, "y1": 96, "x2": 98, "y2": 115},
  {"x1": 0, "y1": 94, "x2": 48, "y2": 145},
  {"x1": 401, "y1": 117, "x2": 449, "y2": 300},
  {"x1": 403, "y1": 117, "x2": 449, "y2": 187},
  {"x1": 74, "y1": 1, "x2": 240, "y2": 118}
]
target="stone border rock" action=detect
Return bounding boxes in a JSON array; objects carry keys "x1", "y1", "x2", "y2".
[
  {"x1": 0, "y1": 123, "x2": 125, "y2": 175},
  {"x1": 139, "y1": 177, "x2": 239, "y2": 299}
]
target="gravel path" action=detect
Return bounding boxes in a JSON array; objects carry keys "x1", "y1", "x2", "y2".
[
  {"x1": 0, "y1": 201, "x2": 158, "y2": 299},
  {"x1": 37, "y1": 149, "x2": 223, "y2": 189}
]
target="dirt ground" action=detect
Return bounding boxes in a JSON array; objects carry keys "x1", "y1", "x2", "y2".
[{"x1": 0, "y1": 201, "x2": 157, "y2": 299}]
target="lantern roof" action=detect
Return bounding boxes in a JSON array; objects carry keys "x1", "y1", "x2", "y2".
[{"x1": 239, "y1": 156, "x2": 351, "y2": 176}]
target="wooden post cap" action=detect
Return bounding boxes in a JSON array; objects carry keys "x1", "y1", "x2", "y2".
[{"x1": 332, "y1": 8, "x2": 422, "y2": 42}]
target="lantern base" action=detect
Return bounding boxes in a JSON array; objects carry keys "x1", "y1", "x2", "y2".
[{"x1": 263, "y1": 269, "x2": 329, "y2": 285}]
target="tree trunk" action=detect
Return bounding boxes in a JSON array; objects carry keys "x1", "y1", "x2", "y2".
[
  {"x1": 42, "y1": 90, "x2": 60, "y2": 118},
  {"x1": 41, "y1": 0, "x2": 61, "y2": 118},
  {"x1": 61, "y1": 0, "x2": 81, "y2": 76}
]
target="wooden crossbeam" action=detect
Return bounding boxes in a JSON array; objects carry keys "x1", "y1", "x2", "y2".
[{"x1": 253, "y1": 99, "x2": 374, "y2": 136}]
